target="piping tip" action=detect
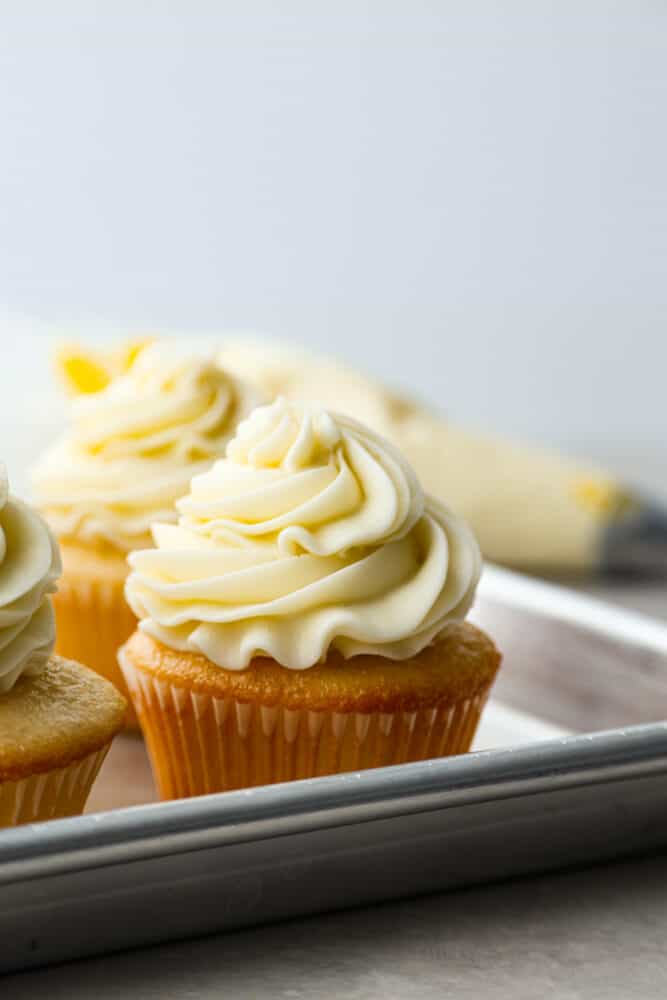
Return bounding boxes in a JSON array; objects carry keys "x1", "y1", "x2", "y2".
[{"x1": 601, "y1": 498, "x2": 667, "y2": 578}]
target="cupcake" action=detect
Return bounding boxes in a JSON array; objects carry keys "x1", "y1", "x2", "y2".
[
  {"x1": 0, "y1": 463, "x2": 125, "y2": 826},
  {"x1": 32, "y1": 343, "x2": 258, "y2": 723},
  {"x1": 120, "y1": 398, "x2": 500, "y2": 798}
]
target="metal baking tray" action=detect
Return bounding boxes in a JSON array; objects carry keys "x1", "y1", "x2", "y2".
[{"x1": 2, "y1": 565, "x2": 667, "y2": 974}]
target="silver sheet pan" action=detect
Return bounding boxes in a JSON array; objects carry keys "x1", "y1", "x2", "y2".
[{"x1": 2, "y1": 566, "x2": 667, "y2": 973}]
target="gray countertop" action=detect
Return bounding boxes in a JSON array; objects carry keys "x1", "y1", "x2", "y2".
[
  {"x1": 5, "y1": 578, "x2": 667, "y2": 999},
  {"x1": 5, "y1": 848, "x2": 667, "y2": 999}
]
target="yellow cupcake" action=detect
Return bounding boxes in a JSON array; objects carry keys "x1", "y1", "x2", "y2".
[
  {"x1": 121, "y1": 627, "x2": 499, "y2": 798},
  {"x1": 0, "y1": 464, "x2": 125, "y2": 826},
  {"x1": 120, "y1": 398, "x2": 500, "y2": 797},
  {"x1": 32, "y1": 343, "x2": 259, "y2": 724},
  {"x1": 0, "y1": 657, "x2": 126, "y2": 826}
]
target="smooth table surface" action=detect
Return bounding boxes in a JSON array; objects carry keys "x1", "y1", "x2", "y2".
[{"x1": 6, "y1": 579, "x2": 667, "y2": 999}]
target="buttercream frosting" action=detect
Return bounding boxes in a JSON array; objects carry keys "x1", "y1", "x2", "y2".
[
  {"x1": 0, "y1": 464, "x2": 61, "y2": 694},
  {"x1": 125, "y1": 398, "x2": 481, "y2": 670},
  {"x1": 33, "y1": 344, "x2": 258, "y2": 551}
]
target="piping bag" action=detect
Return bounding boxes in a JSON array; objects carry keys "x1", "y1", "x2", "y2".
[
  {"x1": 55, "y1": 337, "x2": 667, "y2": 577},
  {"x1": 217, "y1": 340, "x2": 667, "y2": 578}
]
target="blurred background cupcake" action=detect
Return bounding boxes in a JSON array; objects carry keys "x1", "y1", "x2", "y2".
[
  {"x1": 0, "y1": 462, "x2": 125, "y2": 826},
  {"x1": 31, "y1": 342, "x2": 259, "y2": 723},
  {"x1": 120, "y1": 398, "x2": 500, "y2": 798}
]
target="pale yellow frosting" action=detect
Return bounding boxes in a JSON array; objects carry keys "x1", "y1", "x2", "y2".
[
  {"x1": 0, "y1": 464, "x2": 61, "y2": 694},
  {"x1": 33, "y1": 344, "x2": 259, "y2": 552},
  {"x1": 125, "y1": 398, "x2": 481, "y2": 670}
]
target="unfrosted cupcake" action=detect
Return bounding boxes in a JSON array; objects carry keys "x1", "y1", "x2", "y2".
[
  {"x1": 32, "y1": 343, "x2": 258, "y2": 722},
  {"x1": 0, "y1": 463, "x2": 125, "y2": 826},
  {"x1": 120, "y1": 398, "x2": 500, "y2": 798}
]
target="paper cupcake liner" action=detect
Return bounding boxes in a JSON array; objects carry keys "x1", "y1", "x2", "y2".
[
  {"x1": 0, "y1": 746, "x2": 110, "y2": 827},
  {"x1": 54, "y1": 574, "x2": 138, "y2": 726},
  {"x1": 120, "y1": 654, "x2": 490, "y2": 799}
]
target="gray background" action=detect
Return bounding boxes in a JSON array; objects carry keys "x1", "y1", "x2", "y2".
[{"x1": 0, "y1": 2, "x2": 665, "y2": 479}]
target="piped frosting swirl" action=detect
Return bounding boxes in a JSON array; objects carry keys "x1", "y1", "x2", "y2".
[
  {"x1": 125, "y1": 398, "x2": 482, "y2": 670},
  {"x1": 33, "y1": 344, "x2": 258, "y2": 551}
]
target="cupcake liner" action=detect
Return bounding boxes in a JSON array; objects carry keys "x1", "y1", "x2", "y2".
[
  {"x1": 120, "y1": 653, "x2": 489, "y2": 799},
  {"x1": 0, "y1": 746, "x2": 110, "y2": 827},
  {"x1": 54, "y1": 573, "x2": 138, "y2": 726}
]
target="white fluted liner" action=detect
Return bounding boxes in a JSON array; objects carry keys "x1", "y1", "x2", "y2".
[
  {"x1": 120, "y1": 654, "x2": 489, "y2": 800},
  {"x1": 0, "y1": 746, "x2": 110, "y2": 827}
]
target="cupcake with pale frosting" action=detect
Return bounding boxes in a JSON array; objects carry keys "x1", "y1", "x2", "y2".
[
  {"x1": 32, "y1": 343, "x2": 258, "y2": 720},
  {"x1": 0, "y1": 463, "x2": 125, "y2": 825},
  {"x1": 120, "y1": 398, "x2": 500, "y2": 797}
]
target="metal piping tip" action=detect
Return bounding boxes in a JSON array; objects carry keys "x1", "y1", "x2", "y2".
[{"x1": 601, "y1": 499, "x2": 667, "y2": 578}]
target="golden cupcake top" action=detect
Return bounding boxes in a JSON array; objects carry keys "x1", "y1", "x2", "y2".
[
  {"x1": 0, "y1": 656, "x2": 127, "y2": 783},
  {"x1": 0, "y1": 463, "x2": 61, "y2": 694},
  {"x1": 33, "y1": 343, "x2": 260, "y2": 552},
  {"x1": 125, "y1": 397, "x2": 482, "y2": 670}
]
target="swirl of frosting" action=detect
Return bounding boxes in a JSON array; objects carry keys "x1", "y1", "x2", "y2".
[
  {"x1": 126, "y1": 398, "x2": 481, "y2": 670},
  {"x1": 33, "y1": 344, "x2": 258, "y2": 551},
  {"x1": 0, "y1": 464, "x2": 61, "y2": 694}
]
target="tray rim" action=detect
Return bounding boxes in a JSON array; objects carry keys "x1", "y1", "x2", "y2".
[
  {"x1": 478, "y1": 565, "x2": 667, "y2": 655},
  {"x1": 2, "y1": 721, "x2": 667, "y2": 887},
  {"x1": 3, "y1": 564, "x2": 667, "y2": 885}
]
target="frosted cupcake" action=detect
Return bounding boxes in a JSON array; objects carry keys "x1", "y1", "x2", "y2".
[
  {"x1": 32, "y1": 343, "x2": 258, "y2": 721},
  {"x1": 0, "y1": 464, "x2": 125, "y2": 826},
  {"x1": 120, "y1": 398, "x2": 500, "y2": 797}
]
